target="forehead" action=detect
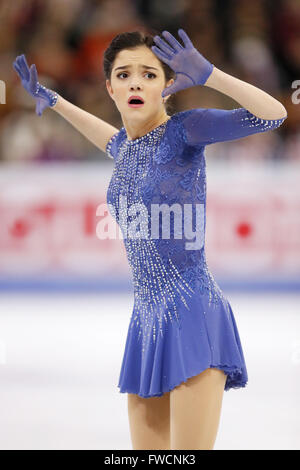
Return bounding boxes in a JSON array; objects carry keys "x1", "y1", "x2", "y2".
[{"x1": 113, "y1": 46, "x2": 161, "y2": 69}]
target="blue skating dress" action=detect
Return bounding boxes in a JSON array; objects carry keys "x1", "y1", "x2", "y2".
[{"x1": 105, "y1": 107, "x2": 286, "y2": 398}]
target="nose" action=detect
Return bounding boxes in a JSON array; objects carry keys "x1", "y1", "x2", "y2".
[
  {"x1": 129, "y1": 77, "x2": 142, "y2": 90},
  {"x1": 129, "y1": 83, "x2": 141, "y2": 90}
]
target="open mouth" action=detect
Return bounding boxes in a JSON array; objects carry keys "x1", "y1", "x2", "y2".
[{"x1": 128, "y1": 97, "x2": 144, "y2": 108}]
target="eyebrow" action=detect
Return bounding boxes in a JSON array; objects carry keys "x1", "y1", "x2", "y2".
[{"x1": 114, "y1": 64, "x2": 159, "y2": 72}]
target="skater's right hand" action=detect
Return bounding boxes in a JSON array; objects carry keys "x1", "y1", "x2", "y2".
[{"x1": 13, "y1": 54, "x2": 58, "y2": 116}]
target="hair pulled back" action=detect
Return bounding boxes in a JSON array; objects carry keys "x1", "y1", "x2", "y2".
[{"x1": 103, "y1": 30, "x2": 175, "y2": 113}]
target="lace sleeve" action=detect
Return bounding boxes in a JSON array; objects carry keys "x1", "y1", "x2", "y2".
[{"x1": 180, "y1": 107, "x2": 287, "y2": 147}]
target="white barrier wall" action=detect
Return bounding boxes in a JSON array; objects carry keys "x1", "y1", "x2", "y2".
[
  {"x1": 204, "y1": 158, "x2": 300, "y2": 285},
  {"x1": 0, "y1": 160, "x2": 299, "y2": 289}
]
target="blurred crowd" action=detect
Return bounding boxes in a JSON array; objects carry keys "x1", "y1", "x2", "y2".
[{"x1": 0, "y1": 0, "x2": 299, "y2": 164}]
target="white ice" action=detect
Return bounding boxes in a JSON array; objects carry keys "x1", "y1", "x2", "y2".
[{"x1": 0, "y1": 291, "x2": 299, "y2": 450}]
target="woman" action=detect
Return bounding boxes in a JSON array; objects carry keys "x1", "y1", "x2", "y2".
[{"x1": 13, "y1": 29, "x2": 287, "y2": 450}]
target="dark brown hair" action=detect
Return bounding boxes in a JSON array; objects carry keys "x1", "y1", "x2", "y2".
[{"x1": 103, "y1": 30, "x2": 175, "y2": 113}]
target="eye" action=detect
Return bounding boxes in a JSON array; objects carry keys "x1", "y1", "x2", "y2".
[
  {"x1": 116, "y1": 72, "x2": 156, "y2": 79},
  {"x1": 116, "y1": 72, "x2": 128, "y2": 79},
  {"x1": 145, "y1": 72, "x2": 156, "y2": 79}
]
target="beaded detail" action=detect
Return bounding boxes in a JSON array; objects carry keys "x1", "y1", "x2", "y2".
[
  {"x1": 239, "y1": 109, "x2": 286, "y2": 130},
  {"x1": 49, "y1": 90, "x2": 58, "y2": 107},
  {"x1": 106, "y1": 116, "x2": 223, "y2": 356},
  {"x1": 106, "y1": 132, "x2": 119, "y2": 159},
  {"x1": 35, "y1": 82, "x2": 58, "y2": 107},
  {"x1": 106, "y1": 108, "x2": 287, "y2": 356},
  {"x1": 180, "y1": 107, "x2": 287, "y2": 146}
]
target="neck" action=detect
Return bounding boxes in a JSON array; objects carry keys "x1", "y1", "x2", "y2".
[{"x1": 123, "y1": 111, "x2": 170, "y2": 141}]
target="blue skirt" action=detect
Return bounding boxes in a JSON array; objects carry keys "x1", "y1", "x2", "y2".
[{"x1": 117, "y1": 281, "x2": 248, "y2": 398}]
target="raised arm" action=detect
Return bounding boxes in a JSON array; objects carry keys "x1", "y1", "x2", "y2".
[
  {"x1": 13, "y1": 54, "x2": 118, "y2": 154},
  {"x1": 205, "y1": 67, "x2": 287, "y2": 120},
  {"x1": 152, "y1": 29, "x2": 287, "y2": 120},
  {"x1": 178, "y1": 106, "x2": 286, "y2": 147},
  {"x1": 151, "y1": 29, "x2": 287, "y2": 147},
  {"x1": 50, "y1": 94, "x2": 119, "y2": 154}
]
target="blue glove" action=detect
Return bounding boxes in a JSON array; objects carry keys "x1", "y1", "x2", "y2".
[
  {"x1": 151, "y1": 29, "x2": 214, "y2": 97},
  {"x1": 13, "y1": 54, "x2": 58, "y2": 116}
]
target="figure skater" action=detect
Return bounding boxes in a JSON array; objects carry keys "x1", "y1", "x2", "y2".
[{"x1": 13, "y1": 29, "x2": 287, "y2": 450}]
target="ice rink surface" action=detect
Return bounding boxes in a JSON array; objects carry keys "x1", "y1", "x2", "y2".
[{"x1": 0, "y1": 291, "x2": 299, "y2": 450}]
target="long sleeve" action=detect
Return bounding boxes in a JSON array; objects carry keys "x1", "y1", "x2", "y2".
[{"x1": 180, "y1": 107, "x2": 287, "y2": 147}]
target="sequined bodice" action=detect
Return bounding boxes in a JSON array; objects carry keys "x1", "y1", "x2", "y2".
[
  {"x1": 105, "y1": 108, "x2": 286, "y2": 350},
  {"x1": 107, "y1": 115, "x2": 225, "y2": 339}
]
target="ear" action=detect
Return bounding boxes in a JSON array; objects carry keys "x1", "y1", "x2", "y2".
[
  {"x1": 164, "y1": 78, "x2": 175, "y2": 101},
  {"x1": 168, "y1": 78, "x2": 175, "y2": 87},
  {"x1": 106, "y1": 79, "x2": 114, "y2": 101}
]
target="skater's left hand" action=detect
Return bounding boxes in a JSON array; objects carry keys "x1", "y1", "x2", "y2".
[{"x1": 151, "y1": 29, "x2": 214, "y2": 98}]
